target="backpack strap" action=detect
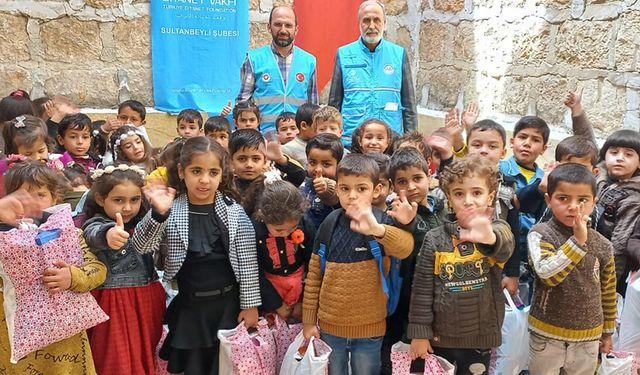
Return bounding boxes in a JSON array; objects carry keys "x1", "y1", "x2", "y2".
[
  {"x1": 316, "y1": 209, "x2": 343, "y2": 276},
  {"x1": 368, "y1": 239, "x2": 389, "y2": 296},
  {"x1": 368, "y1": 207, "x2": 389, "y2": 296}
]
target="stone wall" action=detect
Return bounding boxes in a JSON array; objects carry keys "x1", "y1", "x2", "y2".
[
  {"x1": 382, "y1": 0, "x2": 640, "y2": 134},
  {"x1": 1, "y1": 0, "x2": 638, "y2": 134}
]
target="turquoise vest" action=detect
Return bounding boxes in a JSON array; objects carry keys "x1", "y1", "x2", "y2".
[
  {"x1": 337, "y1": 38, "x2": 405, "y2": 145},
  {"x1": 248, "y1": 45, "x2": 316, "y2": 133}
]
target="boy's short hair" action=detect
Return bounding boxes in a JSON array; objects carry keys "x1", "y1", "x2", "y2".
[
  {"x1": 295, "y1": 102, "x2": 320, "y2": 130},
  {"x1": 118, "y1": 100, "x2": 146, "y2": 120},
  {"x1": 388, "y1": 147, "x2": 430, "y2": 181},
  {"x1": 232, "y1": 100, "x2": 260, "y2": 121},
  {"x1": 312, "y1": 106, "x2": 342, "y2": 128},
  {"x1": 547, "y1": 163, "x2": 596, "y2": 197},
  {"x1": 57, "y1": 113, "x2": 92, "y2": 137},
  {"x1": 555, "y1": 136, "x2": 598, "y2": 166},
  {"x1": 599, "y1": 129, "x2": 640, "y2": 162},
  {"x1": 367, "y1": 152, "x2": 390, "y2": 179},
  {"x1": 204, "y1": 116, "x2": 231, "y2": 135},
  {"x1": 513, "y1": 116, "x2": 550, "y2": 145},
  {"x1": 393, "y1": 131, "x2": 432, "y2": 161},
  {"x1": 275, "y1": 112, "x2": 296, "y2": 130},
  {"x1": 305, "y1": 133, "x2": 344, "y2": 162},
  {"x1": 337, "y1": 153, "x2": 380, "y2": 185},
  {"x1": 229, "y1": 128, "x2": 264, "y2": 156},
  {"x1": 440, "y1": 154, "x2": 498, "y2": 196},
  {"x1": 467, "y1": 119, "x2": 507, "y2": 147},
  {"x1": 177, "y1": 109, "x2": 203, "y2": 128}
]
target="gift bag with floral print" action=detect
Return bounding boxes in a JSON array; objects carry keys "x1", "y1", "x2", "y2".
[{"x1": 0, "y1": 204, "x2": 108, "y2": 363}]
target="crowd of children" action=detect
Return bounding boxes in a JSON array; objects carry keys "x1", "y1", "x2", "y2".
[{"x1": 0, "y1": 85, "x2": 637, "y2": 375}]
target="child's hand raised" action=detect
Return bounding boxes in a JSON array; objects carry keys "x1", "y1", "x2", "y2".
[
  {"x1": 346, "y1": 202, "x2": 386, "y2": 238},
  {"x1": 266, "y1": 140, "x2": 288, "y2": 166},
  {"x1": 462, "y1": 102, "x2": 479, "y2": 131},
  {"x1": 313, "y1": 170, "x2": 329, "y2": 195},
  {"x1": 572, "y1": 202, "x2": 589, "y2": 246},
  {"x1": 387, "y1": 190, "x2": 418, "y2": 225},
  {"x1": 538, "y1": 161, "x2": 559, "y2": 194},
  {"x1": 220, "y1": 100, "x2": 232, "y2": 117},
  {"x1": 563, "y1": 88, "x2": 584, "y2": 116},
  {"x1": 410, "y1": 338, "x2": 433, "y2": 360},
  {"x1": 42, "y1": 261, "x2": 72, "y2": 293},
  {"x1": 143, "y1": 184, "x2": 176, "y2": 215},
  {"x1": 107, "y1": 213, "x2": 130, "y2": 250},
  {"x1": 457, "y1": 207, "x2": 496, "y2": 245},
  {"x1": 0, "y1": 189, "x2": 43, "y2": 226},
  {"x1": 425, "y1": 134, "x2": 453, "y2": 161}
]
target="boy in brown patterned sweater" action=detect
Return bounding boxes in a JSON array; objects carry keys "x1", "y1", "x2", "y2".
[
  {"x1": 408, "y1": 155, "x2": 514, "y2": 375},
  {"x1": 302, "y1": 153, "x2": 414, "y2": 375},
  {"x1": 527, "y1": 163, "x2": 617, "y2": 374}
]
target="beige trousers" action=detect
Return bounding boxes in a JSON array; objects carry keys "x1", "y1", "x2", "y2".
[{"x1": 528, "y1": 332, "x2": 600, "y2": 375}]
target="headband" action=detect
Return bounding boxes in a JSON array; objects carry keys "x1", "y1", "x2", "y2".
[
  {"x1": 112, "y1": 129, "x2": 145, "y2": 159},
  {"x1": 91, "y1": 164, "x2": 146, "y2": 181}
]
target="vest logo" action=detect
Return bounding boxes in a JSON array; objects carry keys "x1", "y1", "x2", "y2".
[
  {"x1": 262, "y1": 73, "x2": 270, "y2": 82},
  {"x1": 383, "y1": 64, "x2": 395, "y2": 75},
  {"x1": 296, "y1": 72, "x2": 305, "y2": 82}
]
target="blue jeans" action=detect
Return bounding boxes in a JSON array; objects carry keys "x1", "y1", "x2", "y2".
[{"x1": 320, "y1": 332, "x2": 383, "y2": 375}]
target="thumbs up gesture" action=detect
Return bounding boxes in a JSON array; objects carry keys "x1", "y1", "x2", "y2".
[
  {"x1": 106, "y1": 213, "x2": 130, "y2": 250},
  {"x1": 313, "y1": 170, "x2": 329, "y2": 195},
  {"x1": 220, "y1": 100, "x2": 232, "y2": 117}
]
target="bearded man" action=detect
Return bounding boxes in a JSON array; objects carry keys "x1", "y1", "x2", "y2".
[
  {"x1": 328, "y1": 0, "x2": 417, "y2": 146},
  {"x1": 237, "y1": 6, "x2": 318, "y2": 133}
]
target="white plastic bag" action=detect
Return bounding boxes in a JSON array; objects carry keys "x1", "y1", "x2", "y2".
[
  {"x1": 491, "y1": 289, "x2": 530, "y2": 375},
  {"x1": 598, "y1": 353, "x2": 634, "y2": 375},
  {"x1": 390, "y1": 341, "x2": 455, "y2": 375},
  {"x1": 279, "y1": 331, "x2": 332, "y2": 375},
  {"x1": 619, "y1": 272, "x2": 640, "y2": 355}
]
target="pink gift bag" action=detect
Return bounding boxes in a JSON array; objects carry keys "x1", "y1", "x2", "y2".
[
  {"x1": 268, "y1": 314, "x2": 303, "y2": 372},
  {"x1": 0, "y1": 204, "x2": 109, "y2": 363},
  {"x1": 391, "y1": 341, "x2": 455, "y2": 375},
  {"x1": 218, "y1": 319, "x2": 277, "y2": 375}
]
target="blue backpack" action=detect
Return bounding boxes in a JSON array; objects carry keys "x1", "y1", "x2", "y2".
[{"x1": 315, "y1": 209, "x2": 403, "y2": 316}]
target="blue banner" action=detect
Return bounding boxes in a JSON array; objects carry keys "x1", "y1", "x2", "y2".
[{"x1": 151, "y1": 0, "x2": 248, "y2": 113}]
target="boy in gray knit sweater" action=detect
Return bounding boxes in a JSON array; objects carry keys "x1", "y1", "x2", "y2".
[
  {"x1": 527, "y1": 163, "x2": 616, "y2": 374},
  {"x1": 408, "y1": 155, "x2": 514, "y2": 375}
]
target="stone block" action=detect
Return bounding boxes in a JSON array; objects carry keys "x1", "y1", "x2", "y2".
[
  {"x1": 572, "y1": 78, "x2": 625, "y2": 133},
  {"x1": 250, "y1": 0, "x2": 260, "y2": 11},
  {"x1": 392, "y1": 26, "x2": 412, "y2": 52},
  {"x1": 452, "y1": 21, "x2": 475, "y2": 63},
  {"x1": 534, "y1": 75, "x2": 569, "y2": 123},
  {"x1": 434, "y1": 0, "x2": 465, "y2": 12},
  {"x1": 417, "y1": 66, "x2": 467, "y2": 110},
  {"x1": 0, "y1": 14, "x2": 30, "y2": 63},
  {"x1": 536, "y1": 0, "x2": 571, "y2": 7},
  {"x1": 379, "y1": 0, "x2": 408, "y2": 15},
  {"x1": 272, "y1": 0, "x2": 294, "y2": 7},
  {"x1": 41, "y1": 17, "x2": 101, "y2": 63},
  {"x1": 123, "y1": 62, "x2": 153, "y2": 106},
  {"x1": 86, "y1": 0, "x2": 121, "y2": 9},
  {"x1": 250, "y1": 22, "x2": 271, "y2": 49},
  {"x1": 44, "y1": 66, "x2": 119, "y2": 107},
  {"x1": 0, "y1": 67, "x2": 31, "y2": 95},
  {"x1": 511, "y1": 18, "x2": 551, "y2": 65},
  {"x1": 114, "y1": 16, "x2": 150, "y2": 61},
  {"x1": 555, "y1": 20, "x2": 612, "y2": 68},
  {"x1": 473, "y1": 20, "x2": 512, "y2": 77},
  {"x1": 420, "y1": 21, "x2": 450, "y2": 63},
  {"x1": 497, "y1": 75, "x2": 530, "y2": 116},
  {"x1": 615, "y1": 10, "x2": 640, "y2": 72}
]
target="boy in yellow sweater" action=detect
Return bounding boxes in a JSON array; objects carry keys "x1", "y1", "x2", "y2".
[{"x1": 302, "y1": 153, "x2": 414, "y2": 375}]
